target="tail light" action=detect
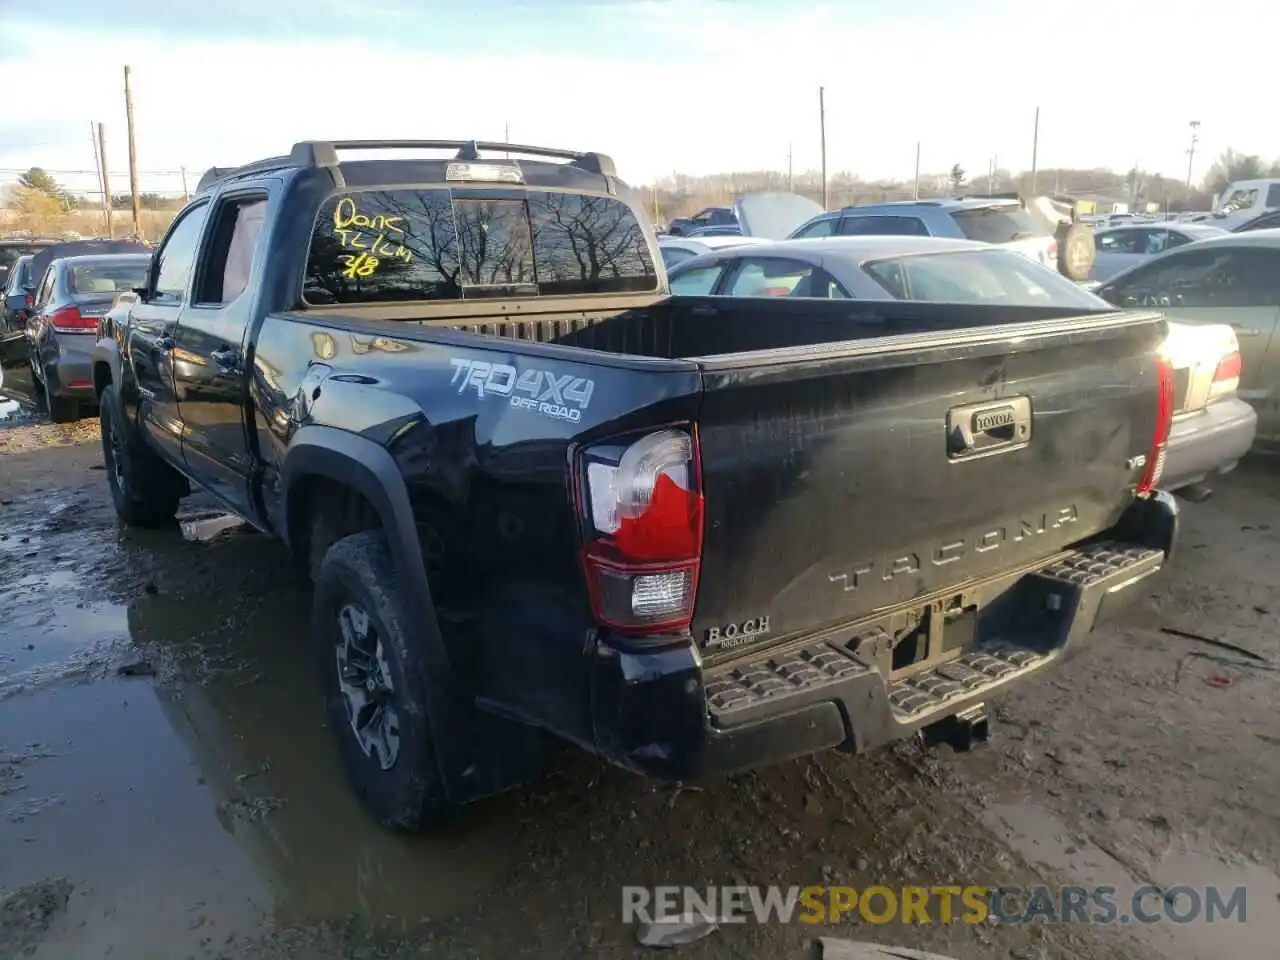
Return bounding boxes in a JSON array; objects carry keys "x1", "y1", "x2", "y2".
[
  {"x1": 577, "y1": 427, "x2": 703, "y2": 636},
  {"x1": 1046, "y1": 238, "x2": 1058, "y2": 264},
  {"x1": 1208, "y1": 349, "x2": 1241, "y2": 403},
  {"x1": 48, "y1": 304, "x2": 95, "y2": 333},
  {"x1": 1136, "y1": 354, "x2": 1175, "y2": 495},
  {"x1": 23, "y1": 292, "x2": 33, "y2": 308}
]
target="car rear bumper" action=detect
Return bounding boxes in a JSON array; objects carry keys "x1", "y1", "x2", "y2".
[
  {"x1": 588, "y1": 492, "x2": 1178, "y2": 782},
  {"x1": 45, "y1": 338, "x2": 95, "y2": 399},
  {"x1": 1162, "y1": 398, "x2": 1257, "y2": 491}
]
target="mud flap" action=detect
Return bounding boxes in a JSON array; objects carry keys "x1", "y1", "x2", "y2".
[{"x1": 0, "y1": 329, "x2": 37, "y2": 408}]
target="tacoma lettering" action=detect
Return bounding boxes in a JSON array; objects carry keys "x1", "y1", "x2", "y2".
[{"x1": 829, "y1": 506, "x2": 1080, "y2": 592}]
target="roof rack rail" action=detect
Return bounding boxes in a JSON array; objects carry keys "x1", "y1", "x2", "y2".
[
  {"x1": 289, "y1": 139, "x2": 617, "y2": 177},
  {"x1": 195, "y1": 139, "x2": 618, "y2": 197}
]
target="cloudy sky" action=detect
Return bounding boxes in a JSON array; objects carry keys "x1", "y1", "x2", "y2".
[{"x1": 0, "y1": 0, "x2": 1271, "y2": 196}]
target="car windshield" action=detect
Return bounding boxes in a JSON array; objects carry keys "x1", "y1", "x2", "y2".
[
  {"x1": 863, "y1": 249, "x2": 1109, "y2": 308},
  {"x1": 951, "y1": 204, "x2": 1051, "y2": 243},
  {"x1": 66, "y1": 261, "x2": 148, "y2": 300}
]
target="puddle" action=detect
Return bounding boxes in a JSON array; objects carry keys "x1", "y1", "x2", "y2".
[
  {"x1": 984, "y1": 801, "x2": 1280, "y2": 960},
  {"x1": 126, "y1": 591, "x2": 518, "y2": 929},
  {"x1": 1, "y1": 570, "x2": 128, "y2": 699},
  {"x1": 1, "y1": 550, "x2": 518, "y2": 956}
]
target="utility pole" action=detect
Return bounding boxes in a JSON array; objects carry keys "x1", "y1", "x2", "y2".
[
  {"x1": 1186, "y1": 120, "x2": 1200, "y2": 188},
  {"x1": 180, "y1": 166, "x2": 189, "y2": 202},
  {"x1": 123, "y1": 65, "x2": 141, "y2": 238},
  {"x1": 89, "y1": 122, "x2": 109, "y2": 235},
  {"x1": 504, "y1": 120, "x2": 510, "y2": 159},
  {"x1": 787, "y1": 142, "x2": 793, "y2": 192},
  {"x1": 97, "y1": 123, "x2": 113, "y2": 238},
  {"x1": 1030, "y1": 106, "x2": 1040, "y2": 195},
  {"x1": 818, "y1": 86, "x2": 827, "y2": 209},
  {"x1": 912, "y1": 141, "x2": 921, "y2": 200}
]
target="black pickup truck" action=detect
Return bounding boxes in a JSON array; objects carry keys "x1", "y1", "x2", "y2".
[{"x1": 0, "y1": 139, "x2": 1179, "y2": 828}]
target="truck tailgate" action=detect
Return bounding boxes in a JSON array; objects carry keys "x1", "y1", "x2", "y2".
[{"x1": 690, "y1": 311, "x2": 1166, "y2": 659}]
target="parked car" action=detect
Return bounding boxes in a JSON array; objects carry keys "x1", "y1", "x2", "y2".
[
  {"x1": 665, "y1": 205, "x2": 736, "y2": 236},
  {"x1": 1095, "y1": 229, "x2": 1280, "y2": 446},
  {"x1": 1, "y1": 254, "x2": 38, "y2": 334},
  {"x1": 0, "y1": 138, "x2": 1177, "y2": 830},
  {"x1": 1089, "y1": 223, "x2": 1227, "y2": 282},
  {"x1": 670, "y1": 236, "x2": 1255, "y2": 493},
  {"x1": 657, "y1": 233, "x2": 764, "y2": 269},
  {"x1": 0, "y1": 237, "x2": 55, "y2": 289},
  {"x1": 1232, "y1": 209, "x2": 1280, "y2": 233},
  {"x1": 24, "y1": 253, "x2": 150, "y2": 422},
  {"x1": 667, "y1": 234, "x2": 1103, "y2": 306},
  {"x1": 780, "y1": 196, "x2": 1095, "y2": 280},
  {"x1": 1157, "y1": 322, "x2": 1256, "y2": 493}
]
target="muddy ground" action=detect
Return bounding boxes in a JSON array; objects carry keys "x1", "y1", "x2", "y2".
[{"x1": 2, "y1": 397, "x2": 1279, "y2": 960}]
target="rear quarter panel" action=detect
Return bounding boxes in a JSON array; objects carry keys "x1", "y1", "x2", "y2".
[{"x1": 250, "y1": 312, "x2": 703, "y2": 609}]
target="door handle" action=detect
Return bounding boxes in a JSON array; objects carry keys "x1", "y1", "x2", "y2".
[{"x1": 210, "y1": 347, "x2": 239, "y2": 373}]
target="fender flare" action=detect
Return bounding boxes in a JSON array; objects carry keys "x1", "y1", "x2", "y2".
[
  {"x1": 281, "y1": 424, "x2": 473, "y2": 800},
  {"x1": 90, "y1": 338, "x2": 123, "y2": 398}
]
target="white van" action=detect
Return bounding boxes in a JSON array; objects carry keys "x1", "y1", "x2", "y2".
[{"x1": 1212, "y1": 179, "x2": 1280, "y2": 227}]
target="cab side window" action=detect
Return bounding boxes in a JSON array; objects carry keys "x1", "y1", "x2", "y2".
[
  {"x1": 151, "y1": 203, "x2": 211, "y2": 305},
  {"x1": 195, "y1": 196, "x2": 268, "y2": 306}
]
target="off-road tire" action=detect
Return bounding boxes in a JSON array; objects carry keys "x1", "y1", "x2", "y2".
[
  {"x1": 98, "y1": 384, "x2": 183, "y2": 526},
  {"x1": 1056, "y1": 220, "x2": 1095, "y2": 282},
  {"x1": 313, "y1": 530, "x2": 450, "y2": 830},
  {"x1": 43, "y1": 373, "x2": 80, "y2": 424}
]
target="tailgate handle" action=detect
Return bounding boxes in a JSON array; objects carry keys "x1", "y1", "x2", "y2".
[{"x1": 947, "y1": 396, "x2": 1032, "y2": 461}]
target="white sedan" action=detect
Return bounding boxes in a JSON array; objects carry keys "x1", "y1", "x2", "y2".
[
  {"x1": 1090, "y1": 223, "x2": 1226, "y2": 281},
  {"x1": 657, "y1": 234, "x2": 764, "y2": 270}
]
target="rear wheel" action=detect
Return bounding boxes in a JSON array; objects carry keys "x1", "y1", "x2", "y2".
[
  {"x1": 313, "y1": 530, "x2": 451, "y2": 829},
  {"x1": 43, "y1": 372, "x2": 80, "y2": 424},
  {"x1": 99, "y1": 384, "x2": 183, "y2": 526}
]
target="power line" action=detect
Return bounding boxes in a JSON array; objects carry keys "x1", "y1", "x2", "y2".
[{"x1": 0, "y1": 167, "x2": 188, "y2": 176}]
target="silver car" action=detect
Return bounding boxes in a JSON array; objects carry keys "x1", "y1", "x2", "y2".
[
  {"x1": 1090, "y1": 223, "x2": 1226, "y2": 282},
  {"x1": 667, "y1": 235, "x2": 1257, "y2": 491}
]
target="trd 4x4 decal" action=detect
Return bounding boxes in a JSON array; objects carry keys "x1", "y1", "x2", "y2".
[{"x1": 449, "y1": 358, "x2": 594, "y2": 423}]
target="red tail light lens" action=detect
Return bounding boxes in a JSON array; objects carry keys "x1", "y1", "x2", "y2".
[
  {"x1": 1046, "y1": 239, "x2": 1058, "y2": 261},
  {"x1": 1136, "y1": 354, "x2": 1175, "y2": 495},
  {"x1": 23, "y1": 292, "x2": 33, "y2": 308},
  {"x1": 1213, "y1": 350, "x2": 1241, "y2": 384},
  {"x1": 578, "y1": 428, "x2": 703, "y2": 635},
  {"x1": 48, "y1": 304, "x2": 95, "y2": 333}
]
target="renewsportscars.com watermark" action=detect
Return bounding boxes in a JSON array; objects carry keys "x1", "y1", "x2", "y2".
[{"x1": 623, "y1": 884, "x2": 1249, "y2": 926}]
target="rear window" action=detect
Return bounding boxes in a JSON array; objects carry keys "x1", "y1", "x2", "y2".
[
  {"x1": 0, "y1": 244, "x2": 39, "y2": 268},
  {"x1": 304, "y1": 189, "x2": 658, "y2": 305},
  {"x1": 863, "y1": 249, "x2": 1107, "y2": 309},
  {"x1": 950, "y1": 204, "x2": 1050, "y2": 244},
  {"x1": 66, "y1": 261, "x2": 148, "y2": 300}
]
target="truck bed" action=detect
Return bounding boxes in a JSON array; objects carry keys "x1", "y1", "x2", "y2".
[{"x1": 274, "y1": 295, "x2": 1166, "y2": 665}]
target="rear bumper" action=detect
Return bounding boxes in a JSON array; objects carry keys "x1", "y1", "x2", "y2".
[
  {"x1": 589, "y1": 492, "x2": 1178, "y2": 782},
  {"x1": 1163, "y1": 398, "x2": 1257, "y2": 491},
  {"x1": 44, "y1": 338, "x2": 95, "y2": 400}
]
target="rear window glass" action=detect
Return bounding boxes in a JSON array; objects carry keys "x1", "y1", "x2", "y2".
[
  {"x1": 304, "y1": 189, "x2": 657, "y2": 305},
  {"x1": 950, "y1": 205, "x2": 1050, "y2": 243},
  {"x1": 66, "y1": 261, "x2": 148, "y2": 300},
  {"x1": 863, "y1": 249, "x2": 1106, "y2": 308},
  {"x1": 0, "y1": 244, "x2": 38, "y2": 268}
]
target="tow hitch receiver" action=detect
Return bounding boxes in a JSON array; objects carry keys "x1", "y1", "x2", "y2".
[{"x1": 924, "y1": 702, "x2": 990, "y2": 752}]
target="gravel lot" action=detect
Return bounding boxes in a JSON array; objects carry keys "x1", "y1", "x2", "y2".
[{"x1": 1, "y1": 399, "x2": 1278, "y2": 960}]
